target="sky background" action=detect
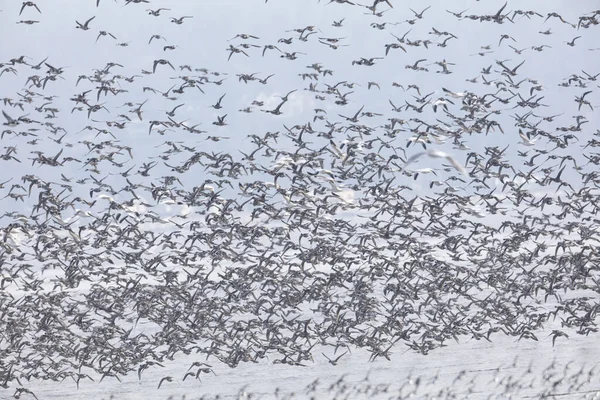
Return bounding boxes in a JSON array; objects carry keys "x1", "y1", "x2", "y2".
[
  {"x1": 1, "y1": 0, "x2": 600, "y2": 398},
  {"x1": 1, "y1": 1, "x2": 599, "y2": 198},
  {"x1": 0, "y1": 0, "x2": 597, "y2": 235}
]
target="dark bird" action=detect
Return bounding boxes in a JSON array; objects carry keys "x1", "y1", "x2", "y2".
[
  {"x1": 20, "y1": 2, "x2": 41, "y2": 15},
  {"x1": 147, "y1": 8, "x2": 170, "y2": 16},
  {"x1": 76, "y1": 16, "x2": 95, "y2": 30},
  {"x1": 211, "y1": 94, "x2": 226, "y2": 109},
  {"x1": 322, "y1": 351, "x2": 348, "y2": 365},
  {"x1": 157, "y1": 376, "x2": 173, "y2": 389},
  {"x1": 96, "y1": 30, "x2": 117, "y2": 43},
  {"x1": 153, "y1": 59, "x2": 175, "y2": 73}
]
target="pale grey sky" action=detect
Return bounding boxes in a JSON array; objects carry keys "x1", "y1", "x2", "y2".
[
  {"x1": 1, "y1": 1, "x2": 600, "y2": 398},
  {"x1": 1, "y1": 1, "x2": 598, "y2": 211}
]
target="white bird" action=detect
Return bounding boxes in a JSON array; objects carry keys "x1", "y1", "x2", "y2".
[
  {"x1": 453, "y1": 141, "x2": 470, "y2": 150},
  {"x1": 442, "y1": 87, "x2": 468, "y2": 98},
  {"x1": 411, "y1": 167, "x2": 437, "y2": 175},
  {"x1": 432, "y1": 98, "x2": 454, "y2": 112},
  {"x1": 409, "y1": 167, "x2": 437, "y2": 180},
  {"x1": 405, "y1": 149, "x2": 468, "y2": 176},
  {"x1": 518, "y1": 129, "x2": 537, "y2": 146}
]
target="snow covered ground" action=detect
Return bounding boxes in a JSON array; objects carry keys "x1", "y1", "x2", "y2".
[{"x1": 3, "y1": 327, "x2": 597, "y2": 400}]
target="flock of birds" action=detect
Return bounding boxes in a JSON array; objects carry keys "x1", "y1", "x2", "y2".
[
  {"x1": 1, "y1": 0, "x2": 600, "y2": 398},
  {"x1": 97, "y1": 359, "x2": 600, "y2": 400},
  {"x1": 167, "y1": 359, "x2": 600, "y2": 400}
]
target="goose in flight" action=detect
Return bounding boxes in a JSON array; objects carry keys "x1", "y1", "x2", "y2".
[
  {"x1": 405, "y1": 59, "x2": 427, "y2": 70},
  {"x1": 152, "y1": 59, "x2": 175, "y2": 73},
  {"x1": 385, "y1": 42, "x2": 406, "y2": 55},
  {"x1": 372, "y1": 0, "x2": 393, "y2": 8},
  {"x1": 566, "y1": 36, "x2": 581, "y2": 47},
  {"x1": 149, "y1": 34, "x2": 167, "y2": 44},
  {"x1": 20, "y1": 2, "x2": 41, "y2": 15},
  {"x1": 211, "y1": 94, "x2": 226, "y2": 109},
  {"x1": 76, "y1": 16, "x2": 95, "y2": 30},
  {"x1": 262, "y1": 45, "x2": 282, "y2": 57},
  {"x1": 410, "y1": 6, "x2": 430, "y2": 19},
  {"x1": 171, "y1": 16, "x2": 193, "y2": 24},
  {"x1": 157, "y1": 376, "x2": 173, "y2": 389},
  {"x1": 446, "y1": 8, "x2": 468, "y2": 18},
  {"x1": 276, "y1": 89, "x2": 297, "y2": 102},
  {"x1": 258, "y1": 74, "x2": 275, "y2": 85},
  {"x1": 496, "y1": 59, "x2": 526, "y2": 76},
  {"x1": 339, "y1": 105, "x2": 364, "y2": 123},
  {"x1": 327, "y1": 0, "x2": 356, "y2": 4},
  {"x1": 164, "y1": 103, "x2": 184, "y2": 117},
  {"x1": 491, "y1": 1, "x2": 509, "y2": 24},
  {"x1": 96, "y1": 30, "x2": 117, "y2": 43},
  {"x1": 212, "y1": 114, "x2": 227, "y2": 126},
  {"x1": 147, "y1": 8, "x2": 170, "y2": 16},
  {"x1": 227, "y1": 45, "x2": 249, "y2": 61},
  {"x1": 2, "y1": 110, "x2": 20, "y2": 127},
  {"x1": 229, "y1": 33, "x2": 260, "y2": 41},
  {"x1": 332, "y1": 18, "x2": 345, "y2": 27},
  {"x1": 322, "y1": 351, "x2": 348, "y2": 365},
  {"x1": 262, "y1": 95, "x2": 293, "y2": 115}
]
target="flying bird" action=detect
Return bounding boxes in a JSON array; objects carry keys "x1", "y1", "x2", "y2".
[{"x1": 76, "y1": 16, "x2": 95, "y2": 30}]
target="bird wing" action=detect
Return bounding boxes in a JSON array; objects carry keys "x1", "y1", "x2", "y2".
[
  {"x1": 495, "y1": 1, "x2": 508, "y2": 18},
  {"x1": 2, "y1": 110, "x2": 15, "y2": 123},
  {"x1": 354, "y1": 105, "x2": 365, "y2": 118},
  {"x1": 427, "y1": 149, "x2": 467, "y2": 175},
  {"x1": 404, "y1": 151, "x2": 427, "y2": 167}
]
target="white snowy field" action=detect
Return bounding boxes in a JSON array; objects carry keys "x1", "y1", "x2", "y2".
[{"x1": 2, "y1": 326, "x2": 598, "y2": 400}]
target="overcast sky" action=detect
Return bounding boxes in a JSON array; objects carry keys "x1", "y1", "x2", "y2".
[
  {"x1": 2, "y1": 0, "x2": 600, "y2": 398},
  {"x1": 1, "y1": 1, "x2": 598, "y2": 208}
]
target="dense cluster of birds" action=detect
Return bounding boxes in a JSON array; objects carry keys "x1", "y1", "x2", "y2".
[
  {"x1": 148, "y1": 359, "x2": 600, "y2": 400},
  {"x1": 1, "y1": 0, "x2": 600, "y2": 397},
  {"x1": 92, "y1": 359, "x2": 599, "y2": 400}
]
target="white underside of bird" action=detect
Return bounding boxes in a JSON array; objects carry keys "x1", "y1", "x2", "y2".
[
  {"x1": 404, "y1": 149, "x2": 468, "y2": 176},
  {"x1": 519, "y1": 129, "x2": 537, "y2": 146}
]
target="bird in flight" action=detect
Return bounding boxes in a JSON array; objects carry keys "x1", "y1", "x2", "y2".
[
  {"x1": 152, "y1": 59, "x2": 175, "y2": 73},
  {"x1": 374, "y1": 0, "x2": 393, "y2": 8},
  {"x1": 76, "y1": 16, "x2": 96, "y2": 30},
  {"x1": 404, "y1": 149, "x2": 467, "y2": 176},
  {"x1": 20, "y1": 2, "x2": 41, "y2": 15},
  {"x1": 147, "y1": 8, "x2": 170, "y2": 16},
  {"x1": 322, "y1": 351, "x2": 348, "y2": 365}
]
